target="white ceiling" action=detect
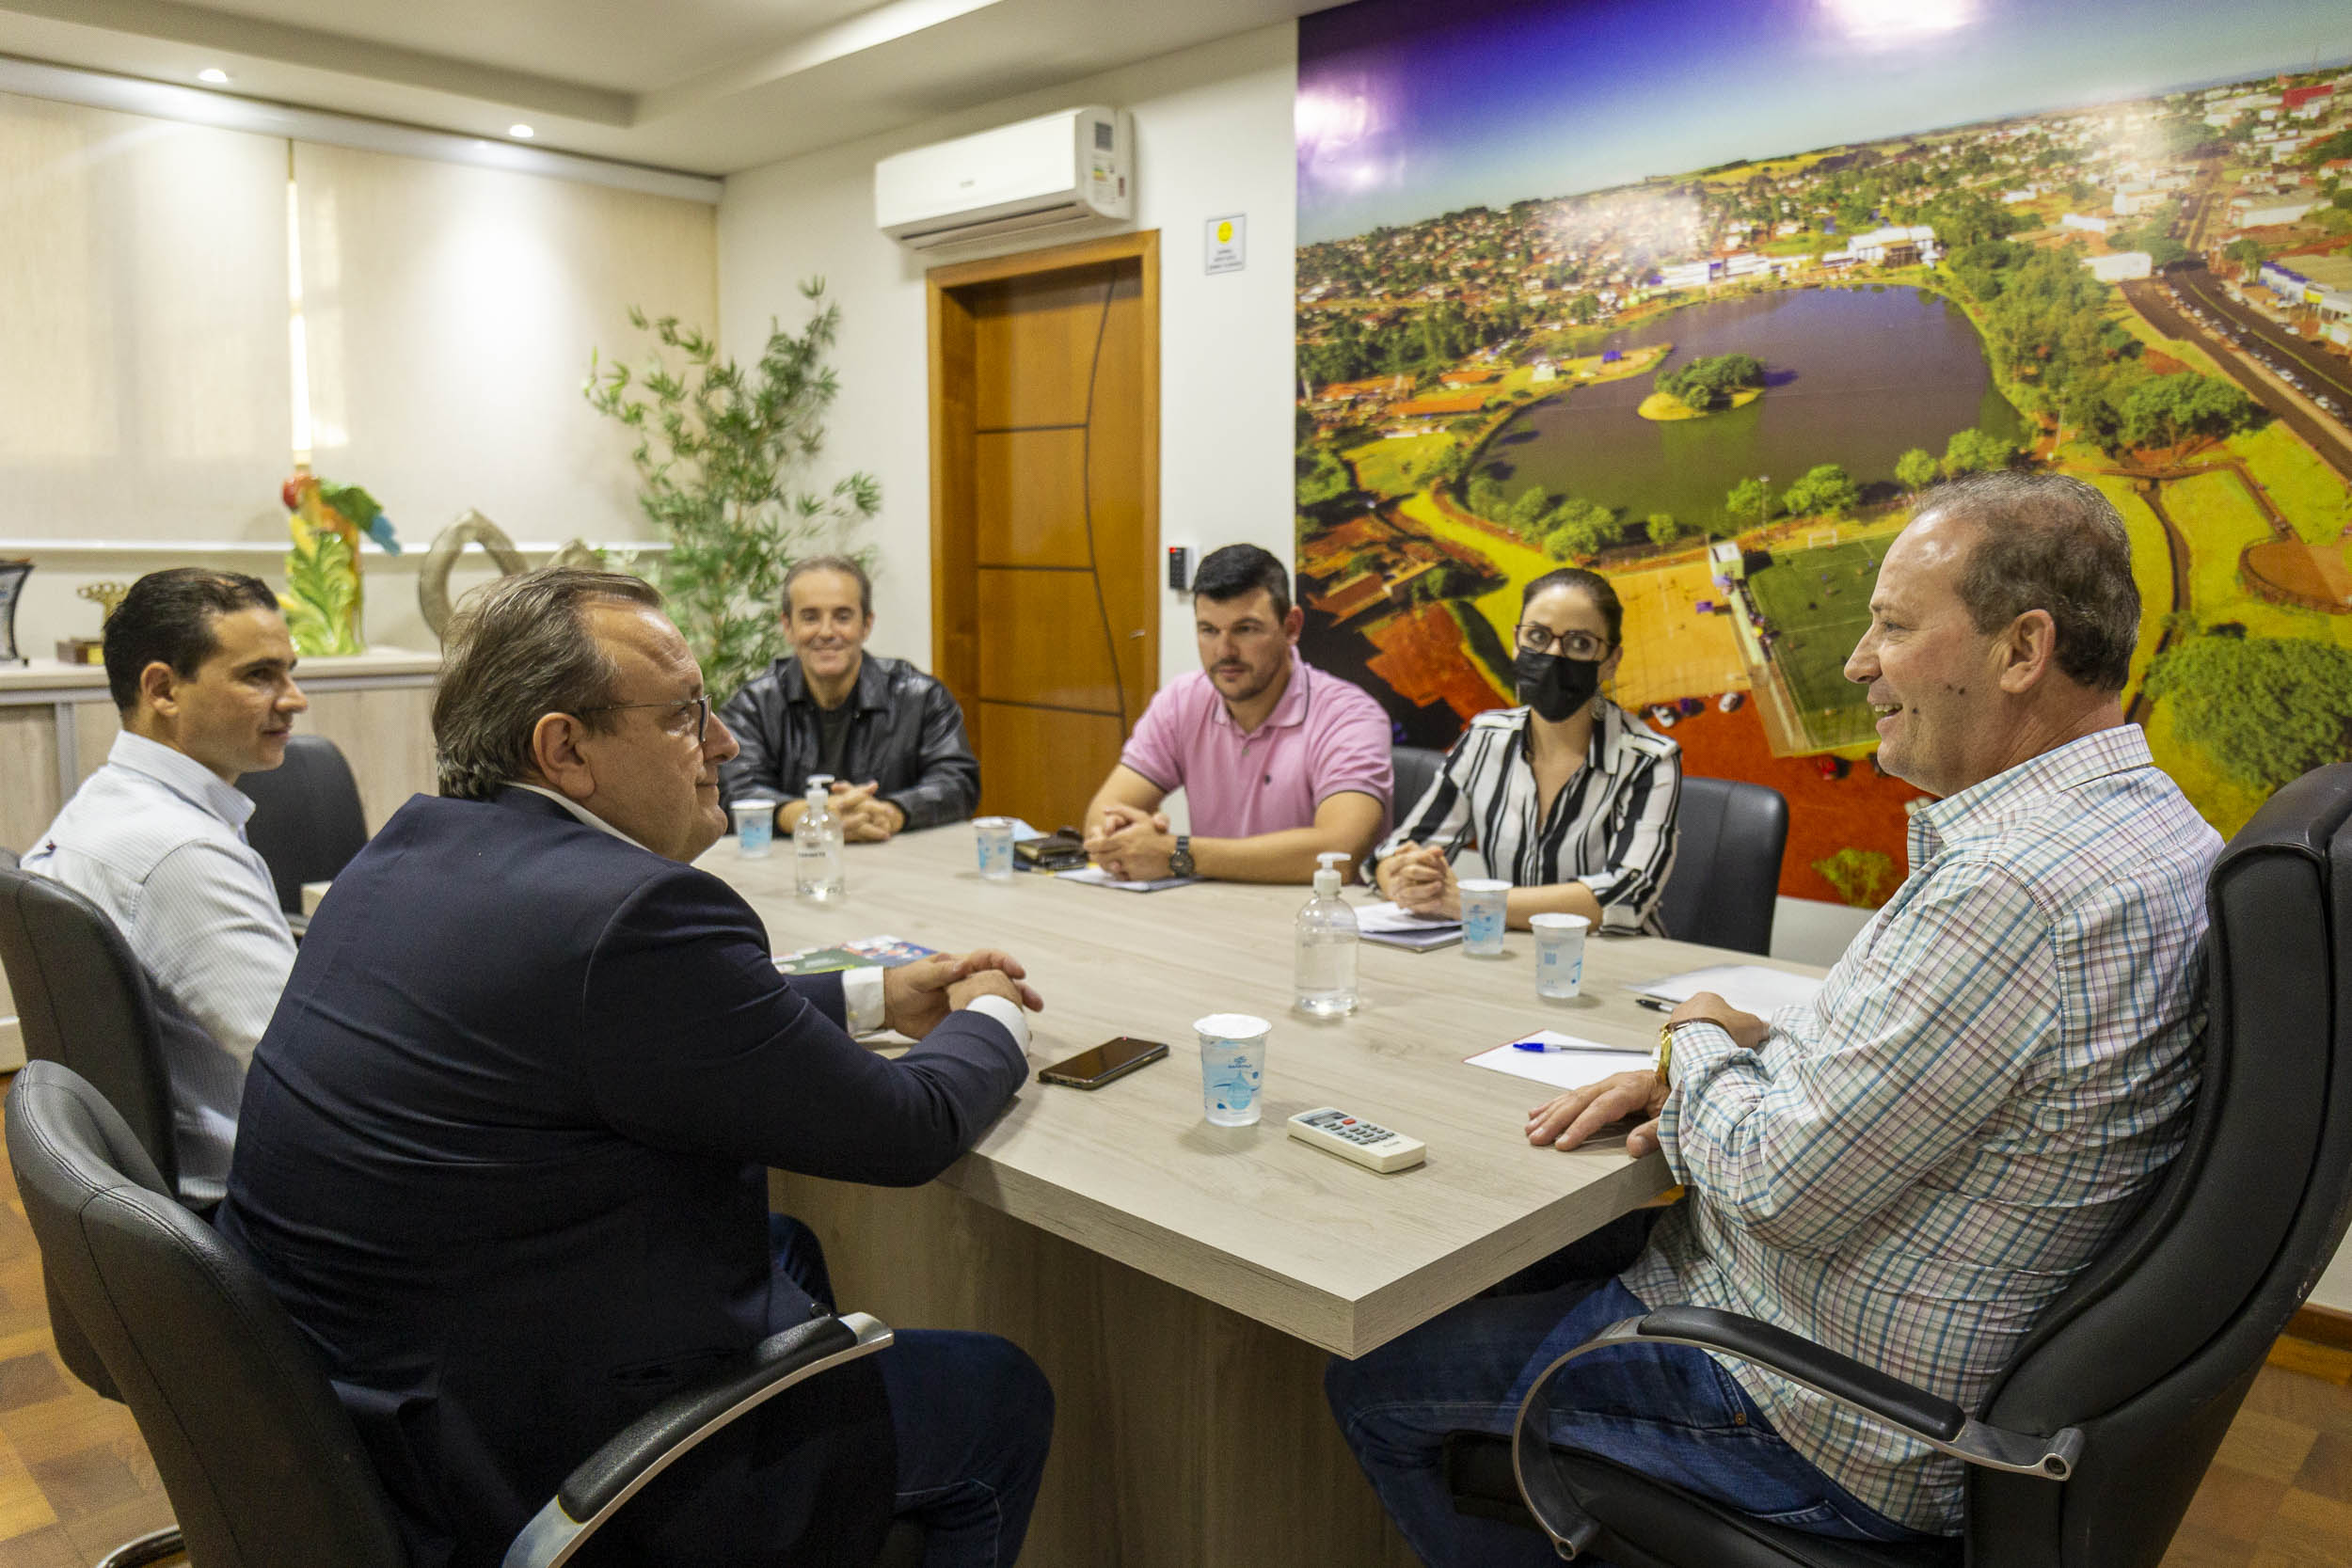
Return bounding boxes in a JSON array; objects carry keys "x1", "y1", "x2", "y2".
[{"x1": 0, "y1": 0, "x2": 1329, "y2": 174}]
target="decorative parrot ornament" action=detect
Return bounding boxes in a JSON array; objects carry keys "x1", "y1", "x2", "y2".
[{"x1": 279, "y1": 469, "x2": 400, "y2": 656}]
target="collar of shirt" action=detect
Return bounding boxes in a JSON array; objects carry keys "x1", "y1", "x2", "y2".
[
  {"x1": 780, "y1": 653, "x2": 889, "y2": 712},
  {"x1": 1508, "y1": 700, "x2": 1640, "y2": 777},
  {"x1": 509, "y1": 783, "x2": 656, "y2": 854},
  {"x1": 1907, "y1": 723, "x2": 2155, "y2": 865},
  {"x1": 1209, "y1": 648, "x2": 1311, "y2": 737},
  {"x1": 106, "y1": 730, "x2": 257, "y2": 838},
  {"x1": 1589, "y1": 700, "x2": 1645, "y2": 776}
]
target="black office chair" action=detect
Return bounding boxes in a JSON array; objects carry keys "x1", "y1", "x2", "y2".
[
  {"x1": 1, "y1": 863, "x2": 196, "y2": 1564},
  {"x1": 1655, "y1": 776, "x2": 1788, "y2": 957},
  {"x1": 1392, "y1": 745, "x2": 1448, "y2": 826},
  {"x1": 0, "y1": 863, "x2": 179, "y2": 1195},
  {"x1": 236, "y1": 732, "x2": 370, "y2": 932},
  {"x1": 1446, "y1": 760, "x2": 2352, "y2": 1568},
  {"x1": 5, "y1": 1060, "x2": 928, "y2": 1568}
]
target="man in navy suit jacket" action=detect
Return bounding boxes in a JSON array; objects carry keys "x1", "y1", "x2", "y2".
[{"x1": 218, "y1": 568, "x2": 1052, "y2": 1568}]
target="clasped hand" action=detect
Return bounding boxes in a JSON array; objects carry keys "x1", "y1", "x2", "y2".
[
  {"x1": 881, "y1": 949, "x2": 1045, "y2": 1042},
  {"x1": 1522, "y1": 990, "x2": 1767, "y2": 1160},
  {"x1": 1083, "y1": 802, "x2": 1173, "y2": 881},
  {"x1": 826, "y1": 781, "x2": 905, "y2": 843},
  {"x1": 1377, "y1": 841, "x2": 1458, "y2": 919}
]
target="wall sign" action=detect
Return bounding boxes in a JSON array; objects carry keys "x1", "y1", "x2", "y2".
[{"x1": 1206, "y1": 214, "x2": 1247, "y2": 275}]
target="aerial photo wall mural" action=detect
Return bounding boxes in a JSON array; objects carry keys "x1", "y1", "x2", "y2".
[{"x1": 1294, "y1": 0, "x2": 2352, "y2": 910}]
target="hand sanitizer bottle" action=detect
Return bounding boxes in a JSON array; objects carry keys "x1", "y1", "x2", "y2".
[
  {"x1": 1295, "y1": 850, "x2": 1359, "y2": 1018},
  {"x1": 795, "y1": 775, "x2": 845, "y2": 902}
]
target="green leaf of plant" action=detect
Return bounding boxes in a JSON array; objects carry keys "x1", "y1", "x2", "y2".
[{"x1": 583, "y1": 280, "x2": 879, "y2": 702}]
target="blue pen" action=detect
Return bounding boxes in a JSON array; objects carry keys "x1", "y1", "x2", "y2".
[{"x1": 1511, "y1": 1039, "x2": 1569, "y2": 1053}]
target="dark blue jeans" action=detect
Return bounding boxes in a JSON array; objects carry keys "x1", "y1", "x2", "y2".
[
  {"x1": 773, "y1": 1217, "x2": 1054, "y2": 1568},
  {"x1": 1326, "y1": 1245, "x2": 1935, "y2": 1567}
]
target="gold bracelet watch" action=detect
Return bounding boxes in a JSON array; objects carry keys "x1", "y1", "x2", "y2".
[{"x1": 1656, "y1": 1017, "x2": 1706, "y2": 1089}]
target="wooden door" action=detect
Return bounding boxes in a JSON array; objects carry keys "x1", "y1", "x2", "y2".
[{"x1": 930, "y1": 232, "x2": 1159, "y2": 832}]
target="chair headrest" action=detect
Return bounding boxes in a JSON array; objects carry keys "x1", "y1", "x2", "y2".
[{"x1": 5, "y1": 1059, "x2": 171, "y2": 1206}]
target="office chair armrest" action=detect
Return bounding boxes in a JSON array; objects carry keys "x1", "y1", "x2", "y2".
[
  {"x1": 1509, "y1": 1306, "x2": 2080, "y2": 1561},
  {"x1": 501, "y1": 1311, "x2": 895, "y2": 1568}
]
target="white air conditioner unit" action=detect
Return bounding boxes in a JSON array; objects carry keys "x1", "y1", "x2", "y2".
[{"x1": 875, "y1": 105, "x2": 1131, "y2": 250}]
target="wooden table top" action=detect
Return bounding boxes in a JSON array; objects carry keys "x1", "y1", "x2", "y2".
[{"x1": 704, "y1": 827, "x2": 1825, "y2": 1358}]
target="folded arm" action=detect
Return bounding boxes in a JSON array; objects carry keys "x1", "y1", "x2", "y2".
[
  {"x1": 583, "y1": 871, "x2": 1028, "y2": 1185},
  {"x1": 1578, "y1": 746, "x2": 1681, "y2": 933},
  {"x1": 1083, "y1": 764, "x2": 1169, "y2": 844},
  {"x1": 1659, "y1": 863, "x2": 2060, "y2": 1257},
  {"x1": 881, "y1": 680, "x2": 981, "y2": 832},
  {"x1": 1371, "y1": 735, "x2": 1477, "y2": 887},
  {"x1": 715, "y1": 679, "x2": 798, "y2": 827},
  {"x1": 1093, "y1": 790, "x2": 1385, "y2": 883}
]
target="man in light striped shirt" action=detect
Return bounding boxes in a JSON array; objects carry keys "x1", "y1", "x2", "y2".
[
  {"x1": 1329, "y1": 471, "x2": 2222, "y2": 1560},
  {"x1": 24, "y1": 568, "x2": 306, "y2": 1206}
]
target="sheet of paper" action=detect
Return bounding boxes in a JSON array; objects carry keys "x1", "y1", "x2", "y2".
[
  {"x1": 1057, "y1": 866, "x2": 1200, "y2": 893},
  {"x1": 1354, "y1": 898, "x2": 1462, "y2": 935},
  {"x1": 1465, "y1": 1030, "x2": 1655, "y2": 1091},
  {"x1": 1625, "y1": 963, "x2": 1822, "y2": 1019}
]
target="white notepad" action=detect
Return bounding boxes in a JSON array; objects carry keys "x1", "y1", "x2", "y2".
[
  {"x1": 1465, "y1": 1030, "x2": 1654, "y2": 1091},
  {"x1": 1057, "y1": 865, "x2": 1200, "y2": 893},
  {"x1": 1627, "y1": 964, "x2": 1822, "y2": 1019},
  {"x1": 1353, "y1": 899, "x2": 1464, "y2": 949},
  {"x1": 1355, "y1": 899, "x2": 1461, "y2": 935}
]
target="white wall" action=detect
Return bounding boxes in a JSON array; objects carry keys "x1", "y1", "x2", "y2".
[
  {"x1": 718, "y1": 24, "x2": 1297, "y2": 687},
  {"x1": 2320, "y1": 1241, "x2": 2352, "y2": 1318}
]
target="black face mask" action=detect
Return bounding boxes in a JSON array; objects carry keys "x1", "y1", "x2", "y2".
[{"x1": 1514, "y1": 646, "x2": 1602, "y2": 722}]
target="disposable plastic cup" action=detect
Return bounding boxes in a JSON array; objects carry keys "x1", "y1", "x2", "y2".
[
  {"x1": 733, "y1": 801, "x2": 775, "y2": 858},
  {"x1": 1531, "y1": 912, "x2": 1591, "y2": 999},
  {"x1": 1460, "y1": 879, "x2": 1511, "y2": 957},
  {"x1": 975, "y1": 816, "x2": 1016, "y2": 881},
  {"x1": 1195, "y1": 1013, "x2": 1271, "y2": 1127}
]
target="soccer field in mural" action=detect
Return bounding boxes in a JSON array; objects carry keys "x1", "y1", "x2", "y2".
[
  {"x1": 1295, "y1": 0, "x2": 2352, "y2": 907},
  {"x1": 1744, "y1": 534, "x2": 1896, "y2": 753}
]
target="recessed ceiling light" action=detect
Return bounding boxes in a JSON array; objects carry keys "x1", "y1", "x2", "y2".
[
  {"x1": 198, "y1": 68, "x2": 230, "y2": 85},
  {"x1": 507, "y1": 123, "x2": 534, "y2": 139}
]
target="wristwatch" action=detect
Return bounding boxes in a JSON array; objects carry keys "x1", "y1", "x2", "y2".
[
  {"x1": 1655, "y1": 1018, "x2": 1697, "y2": 1090},
  {"x1": 1168, "y1": 834, "x2": 1195, "y2": 878}
]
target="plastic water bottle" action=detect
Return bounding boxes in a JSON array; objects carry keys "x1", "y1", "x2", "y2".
[
  {"x1": 1295, "y1": 851, "x2": 1359, "y2": 1018},
  {"x1": 794, "y1": 776, "x2": 845, "y2": 903}
]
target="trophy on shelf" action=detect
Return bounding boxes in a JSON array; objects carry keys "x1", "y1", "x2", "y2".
[
  {"x1": 56, "y1": 580, "x2": 128, "y2": 666},
  {"x1": 0, "y1": 559, "x2": 29, "y2": 665}
]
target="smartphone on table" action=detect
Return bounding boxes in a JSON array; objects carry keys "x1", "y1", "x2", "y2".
[{"x1": 1037, "y1": 1037, "x2": 1168, "y2": 1088}]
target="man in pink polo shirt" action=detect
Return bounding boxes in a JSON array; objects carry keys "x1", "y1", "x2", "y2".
[{"x1": 1082, "y1": 544, "x2": 1391, "y2": 883}]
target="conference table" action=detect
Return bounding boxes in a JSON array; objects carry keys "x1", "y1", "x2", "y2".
[{"x1": 706, "y1": 827, "x2": 1824, "y2": 1567}]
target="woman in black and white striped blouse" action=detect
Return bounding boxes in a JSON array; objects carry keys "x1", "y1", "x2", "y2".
[{"x1": 1372, "y1": 567, "x2": 1682, "y2": 934}]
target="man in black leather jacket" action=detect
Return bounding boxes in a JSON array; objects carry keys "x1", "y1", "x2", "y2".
[{"x1": 718, "y1": 556, "x2": 979, "y2": 840}]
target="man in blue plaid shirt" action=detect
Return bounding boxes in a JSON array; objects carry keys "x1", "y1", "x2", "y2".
[{"x1": 1329, "y1": 471, "x2": 2223, "y2": 1563}]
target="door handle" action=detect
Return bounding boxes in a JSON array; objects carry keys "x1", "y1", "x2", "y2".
[{"x1": 1128, "y1": 629, "x2": 1146, "y2": 639}]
